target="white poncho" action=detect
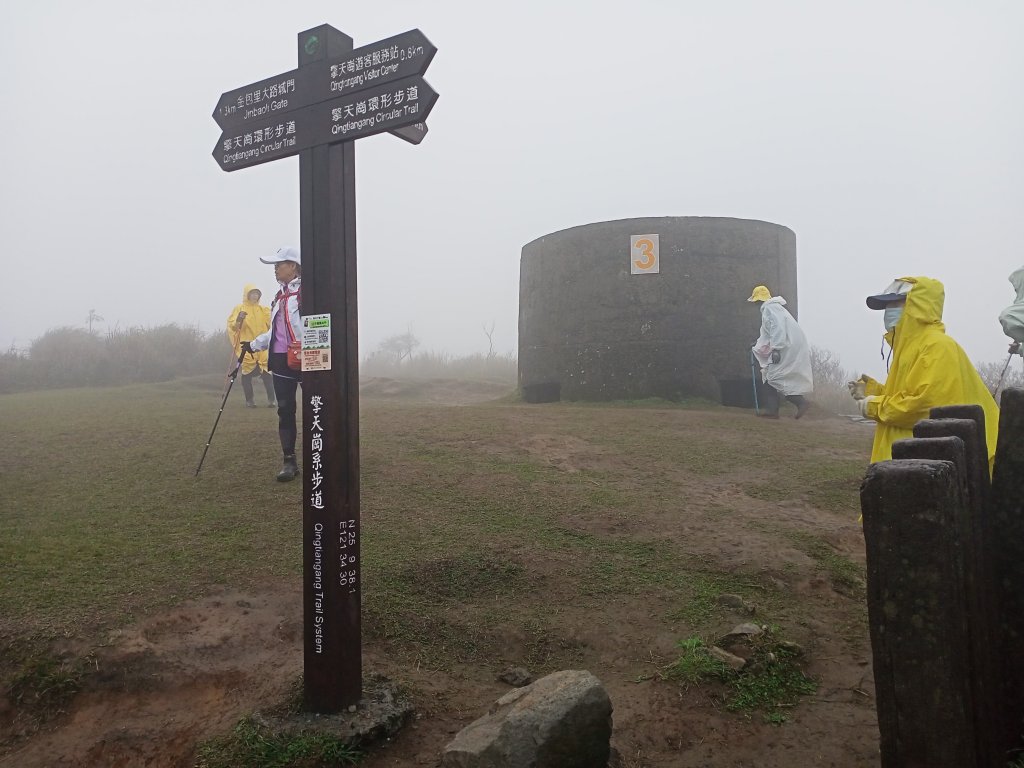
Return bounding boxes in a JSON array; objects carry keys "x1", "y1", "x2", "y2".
[{"x1": 752, "y1": 297, "x2": 814, "y2": 396}]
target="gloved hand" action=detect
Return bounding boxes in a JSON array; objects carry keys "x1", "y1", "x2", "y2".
[
  {"x1": 1010, "y1": 341, "x2": 1021, "y2": 355},
  {"x1": 858, "y1": 396, "x2": 876, "y2": 419},
  {"x1": 771, "y1": 350, "x2": 781, "y2": 364},
  {"x1": 240, "y1": 340, "x2": 254, "y2": 355},
  {"x1": 847, "y1": 379, "x2": 867, "y2": 400}
]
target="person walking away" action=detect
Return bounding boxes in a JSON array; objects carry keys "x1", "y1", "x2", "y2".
[
  {"x1": 242, "y1": 247, "x2": 303, "y2": 482},
  {"x1": 227, "y1": 284, "x2": 276, "y2": 408},
  {"x1": 748, "y1": 285, "x2": 813, "y2": 419},
  {"x1": 998, "y1": 265, "x2": 1024, "y2": 356},
  {"x1": 847, "y1": 276, "x2": 999, "y2": 472}
]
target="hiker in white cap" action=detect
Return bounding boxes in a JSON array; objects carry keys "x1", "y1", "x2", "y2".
[{"x1": 242, "y1": 247, "x2": 303, "y2": 482}]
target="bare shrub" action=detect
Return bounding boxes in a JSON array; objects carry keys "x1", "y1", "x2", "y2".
[
  {"x1": 377, "y1": 331, "x2": 420, "y2": 364},
  {"x1": 977, "y1": 357, "x2": 1024, "y2": 397},
  {"x1": 809, "y1": 346, "x2": 857, "y2": 415}
]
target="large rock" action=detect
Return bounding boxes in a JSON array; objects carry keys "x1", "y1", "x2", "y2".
[{"x1": 441, "y1": 670, "x2": 612, "y2": 768}]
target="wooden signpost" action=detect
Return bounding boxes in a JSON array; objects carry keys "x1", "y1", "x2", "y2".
[{"x1": 211, "y1": 24, "x2": 437, "y2": 713}]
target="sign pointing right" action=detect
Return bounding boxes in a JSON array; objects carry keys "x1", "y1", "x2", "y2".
[
  {"x1": 212, "y1": 29, "x2": 437, "y2": 134},
  {"x1": 389, "y1": 122, "x2": 428, "y2": 145}
]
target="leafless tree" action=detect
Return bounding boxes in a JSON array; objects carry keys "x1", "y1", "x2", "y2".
[
  {"x1": 809, "y1": 345, "x2": 850, "y2": 390},
  {"x1": 482, "y1": 321, "x2": 496, "y2": 359},
  {"x1": 977, "y1": 356, "x2": 1024, "y2": 397},
  {"x1": 378, "y1": 329, "x2": 420, "y2": 364},
  {"x1": 86, "y1": 308, "x2": 104, "y2": 333}
]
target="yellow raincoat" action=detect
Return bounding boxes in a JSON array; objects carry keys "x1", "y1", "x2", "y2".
[
  {"x1": 226, "y1": 283, "x2": 272, "y2": 375},
  {"x1": 862, "y1": 276, "x2": 999, "y2": 472}
]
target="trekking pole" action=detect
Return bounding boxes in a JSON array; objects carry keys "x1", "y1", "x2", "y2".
[
  {"x1": 993, "y1": 351, "x2": 1016, "y2": 400},
  {"x1": 750, "y1": 350, "x2": 760, "y2": 415},
  {"x1": 195, "y1": 347, "x2": 249, "y2": 477}
]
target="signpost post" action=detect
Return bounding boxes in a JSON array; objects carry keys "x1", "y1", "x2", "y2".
[{"x1": 211, "y1": 23, "x2": 437, "y2": 713}]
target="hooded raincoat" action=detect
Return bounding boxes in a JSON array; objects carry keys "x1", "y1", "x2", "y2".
[
  {"x1": 752, "y1": 297, "x2": 814, "y2": 396},
  {"x1": 862, "y1": 276, "x2": 999, "y2": 471},
  {"x1": 998, "y1": 266, "x2": 1024, "y2": 345},
  {"x1": 226, "y1": 283, "x2": 272, "y2": 375}
]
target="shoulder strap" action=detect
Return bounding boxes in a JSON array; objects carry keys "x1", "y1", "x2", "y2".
[{"x1": 272, "y1": 283, "x2": 301, "y2": 342}]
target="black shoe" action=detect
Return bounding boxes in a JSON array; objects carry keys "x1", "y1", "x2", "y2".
[{"x1": 276, "y1": 455, "x2": 299, "y2": 482}]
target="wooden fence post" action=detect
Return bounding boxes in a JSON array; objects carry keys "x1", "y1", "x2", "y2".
[
  {"x1": 861, "y1": 458, "x2": 977, "y2": 768},
  {"x1": 990, "y1": 388, "x2": 1024, "y2": 760},
  {"x1": 891, "y1": 433, "x2": 996, "y2": 766}
]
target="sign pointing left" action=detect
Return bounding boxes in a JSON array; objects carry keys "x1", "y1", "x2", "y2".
[
  {"x1": 212, "y1": 68, "x2": 311, "y2": 133},
  {"x1": 212, "y1": 75, "x2": 438, "y2": 172}
]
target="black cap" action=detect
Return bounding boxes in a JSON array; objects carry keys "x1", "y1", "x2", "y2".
[{"x1": 866, "y1": 279, "x2": 911, "y2": 310}]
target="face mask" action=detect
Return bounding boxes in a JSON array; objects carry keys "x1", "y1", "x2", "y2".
[{"x1": 883, "y1": 306, "x2": 904, "y2": 331}]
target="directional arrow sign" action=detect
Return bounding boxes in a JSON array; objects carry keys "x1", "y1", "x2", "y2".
[
  {"x1": 211, "y1": 68, "x2": 310, "y2": 134},
  {"x1": 310, "y1": 76, "x2": 437, "y2": 148},
  {"x1": 213, "y1": 112, "x2": 306, "y2": 172},
  {"x1": 213, "y1": 75, "x2": 438, "y2": 172},
  {"x1": 389, "y1": 122, "x2": 428, "y2": 145},
  {"x1": 212, "y1": 29, "x2": 436, "y2": 134},
  {"x1": 322, "y1": 28, "x2": 436, "y2": 100}
]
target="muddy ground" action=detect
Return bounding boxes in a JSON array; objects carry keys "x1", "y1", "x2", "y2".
[{"x1": 1, "y1": 379, "x2": 880, "y2": 767}]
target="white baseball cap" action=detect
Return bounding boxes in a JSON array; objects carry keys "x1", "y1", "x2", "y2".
[{"x1": 261, "y1": 246, "x2": 300, "y2": 265}]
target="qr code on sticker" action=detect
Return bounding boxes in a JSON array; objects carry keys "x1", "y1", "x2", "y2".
[{"x1": 317, "y1": 330, "x2": 329, "y2": 344}]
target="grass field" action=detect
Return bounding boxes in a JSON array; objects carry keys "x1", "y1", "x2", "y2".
[{"x1": 0, "y1": 375, "x2": 879, "y2": 767}]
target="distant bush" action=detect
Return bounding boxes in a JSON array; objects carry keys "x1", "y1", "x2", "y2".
[
  {"x1": 361, "y1": 349, "x2": 516, "y2": 383},
  {"x1": 20, "y1": 328, "x2": 106, "y2": 389},
  {"x1": 0, "y1": 325, "x2": 519, "y2": 394},
  {"x1": 0, "y1": 348, "x2": 33, "y2": 393},
  {"x1": 0, "y1": 324, "x2": 231, "y2": 393}
]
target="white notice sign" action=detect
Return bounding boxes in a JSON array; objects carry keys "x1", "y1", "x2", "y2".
[
  {"x1": 301, "y1": 313, "x2": 332, "y2": 371},
  {"x1": 630, "y1": 234, "x2": 660, "y2": 274}
]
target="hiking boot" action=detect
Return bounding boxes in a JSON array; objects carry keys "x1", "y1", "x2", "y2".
[
  {"x1": 276, "y1": 455, "x2": 299, "y2": 482},
  {"x1": 795, "y1": 401, "x2": 811, "y2": 419}
]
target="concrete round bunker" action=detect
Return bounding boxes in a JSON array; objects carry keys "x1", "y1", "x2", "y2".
[{"x1": 518, "y1": 216, "x2": 798, "y2": 403}]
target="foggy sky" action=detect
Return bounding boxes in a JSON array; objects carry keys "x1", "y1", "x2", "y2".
[{"x1": 2, "y1": 0, "x2": 1022, "y2": 380}]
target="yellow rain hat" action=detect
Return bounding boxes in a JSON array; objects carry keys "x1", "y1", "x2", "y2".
[{"x1": 747, "y1": 285, "x2": 771, "y2": 302}]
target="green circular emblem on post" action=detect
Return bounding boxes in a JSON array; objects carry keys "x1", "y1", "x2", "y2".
[{"x1": 304, "y1": 35, "x2": 320, "y2": 56}]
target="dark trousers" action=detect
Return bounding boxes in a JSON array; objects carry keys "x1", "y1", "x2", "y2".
[
  {"x1": 240, "y1": 368, "x2": 275, "y2": 404},
  {"x1": 760, "y1": 383, "x2": 807, "y2": 416},
  {"x1": 269, "y1": 352, "x2": 300, "y2": 457}
]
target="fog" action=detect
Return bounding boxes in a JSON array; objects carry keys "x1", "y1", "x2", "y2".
[{"x1": 2, "y1": 0, "x2": 1021, "y2": 379}]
